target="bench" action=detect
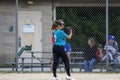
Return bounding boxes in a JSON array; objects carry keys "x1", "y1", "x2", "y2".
[
  {"x1": 70, "y1": 52, "x2": 84, "y2": 72},
  {"x1": 7, "y1": 50, "x2": 120, "y2": 72},
  {"x1": 19, "y1": 52, "x2": 84, "y2": 72},
  {"x1": 6, "y1": 45, "x2": 52, "y2": 72},
  {"x1": 70, "y1": 52, "x2": 120, "y2": 72},
  {"x1": 6, "y1": 46, "x2": 28, "y2": 71},
  {"x1": 18, "y1": 57, "x2": 51, "y2": 72},
  {"x1": 105, "y1": 63, "x2": 120, "y2": 72},
  {"x1": 6, "y1": 62, "x2": 16, "y2": 71}
]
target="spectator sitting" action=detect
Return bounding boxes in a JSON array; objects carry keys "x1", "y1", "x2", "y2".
[
  {"x1": 83, "y1": 37, "x2": 97, "y2": 72},
  {"x1": 102, "y1": 35, "x2": 119, "y2": 63},
  {"x1": 96, "y1": 44, "x2": 104, "y2": 62},
  {"x1": 104, "y1": 35, "x2": 118, "y2": 52}
]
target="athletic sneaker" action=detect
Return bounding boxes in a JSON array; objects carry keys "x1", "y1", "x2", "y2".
[
  {"x1": 53, "y1": 77, "x2": 61, "y2": 80},
  {"x1": 66, "y1": 75, "x2": 75, "y2": 80}
]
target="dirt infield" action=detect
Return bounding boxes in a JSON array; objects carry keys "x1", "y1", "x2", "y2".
[{"x1": 0, "y1": 73, "x2": 120, "y2": 80}]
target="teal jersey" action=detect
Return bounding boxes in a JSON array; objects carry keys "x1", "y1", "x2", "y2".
[{"x1": 54, "y1": 30, "x2": 68, "y2": 46}]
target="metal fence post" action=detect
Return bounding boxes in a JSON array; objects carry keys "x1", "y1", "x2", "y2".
[
  {"x1": 52, "y1": 0, "x2": 56, "y2": 21},
  {"x1": 15, "y1": 0, "x2": 19, "y2": 72},
  {"x1": 106, "y1": 0, "x2": 109, "y2": 71}
]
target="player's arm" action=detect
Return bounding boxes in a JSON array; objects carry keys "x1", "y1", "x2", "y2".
[{"x1": 67, "y1": 29, "x2": 72, "y2": 39}]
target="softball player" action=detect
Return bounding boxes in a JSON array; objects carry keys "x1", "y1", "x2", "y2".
[{"x1": 52, "y1": 20, "x2": 74, "y2": 80}]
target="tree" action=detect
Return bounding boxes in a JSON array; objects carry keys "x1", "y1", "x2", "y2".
[{"x1": 56, "y1": 7, "x2": 120, "y2": 51}]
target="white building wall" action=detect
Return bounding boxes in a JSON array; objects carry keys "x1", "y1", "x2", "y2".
[
  {"x1": 0, "y1": 1, "x2": 53, "y2": 65},
  {"x1": 0, "y1": 4, "x2": 16, "y2": 65}
]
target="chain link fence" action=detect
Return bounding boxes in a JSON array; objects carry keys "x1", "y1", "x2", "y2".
[
  {"x1": 0, "y1": 0, "x2": 120, "y2": 73},
  {"x1": 56, "y1": 0, "x2": 120, "y2": 72},
  {"x1": 57, "y1": 7, "x2": 106, "y2": 51}
]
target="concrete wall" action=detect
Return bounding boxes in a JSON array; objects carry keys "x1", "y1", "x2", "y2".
[
  {"x1": 0, "y1": 1, "x2": 53, "y2": 65},
  {"x1": 0, "y1": 3, "x2": 16, "y2": 65}
]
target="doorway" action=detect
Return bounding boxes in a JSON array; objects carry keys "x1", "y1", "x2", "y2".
[{"x1": 18, "y1": 11, "x2": 42, "y2": 51}]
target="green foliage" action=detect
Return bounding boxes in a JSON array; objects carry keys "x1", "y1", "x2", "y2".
[{"x1": 56, "y1": 7, "x2": 120, "y2": 51}]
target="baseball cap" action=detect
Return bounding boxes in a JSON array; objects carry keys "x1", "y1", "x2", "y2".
[{"x1": 108, "y1": 35, "x2": 115, "y2": 40}]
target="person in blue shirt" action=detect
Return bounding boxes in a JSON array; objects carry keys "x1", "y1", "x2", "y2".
[
  {"x1": 65, "y1": 42, "x2": 72, "y2": 62},
  {"x1": 51, "y1": 20, "x2": 74, "y2": 80},
  {"x1": 64, "y1": 27, "x2": 72, "y2": 62}
]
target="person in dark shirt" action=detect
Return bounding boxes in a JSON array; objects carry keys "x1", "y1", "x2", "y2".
[{"x1": 84, "y1": 37, "x2": 97, "y2": 72}]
